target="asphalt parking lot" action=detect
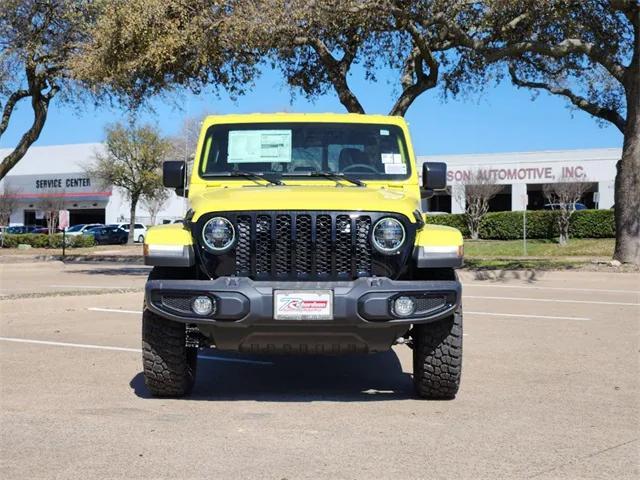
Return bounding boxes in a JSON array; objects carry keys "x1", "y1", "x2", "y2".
[{"x1": 0, "y1": 262, "x2": 638, "y2": 479}]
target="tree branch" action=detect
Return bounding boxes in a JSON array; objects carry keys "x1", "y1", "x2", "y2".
[
  {"x1": 389, "y1": 20, "x2": 440, "y2": 116},
  {"x1": 0, "y1": 89, "x2": 31, "y2": 138},
  {"x1": 435, "y1": 13, "x2": 627, "y2": 84},
  {"x1": 308, "y1": 37, "x2": 365, "y2": 114},
  {"x1": 508, "y1": 65, "x2": 626, "y2": 132},
  {"x1": 0, "y1": 69, "x2": 58, "y2": 179},
  {"x1": 486, "y1": 39, "x2": 627, "y2": 83}
]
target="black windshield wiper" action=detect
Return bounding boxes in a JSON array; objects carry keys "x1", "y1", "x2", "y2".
[
  {"x1": 216, "y1": 171, "x2": 284, "y2": 186},
  {"x1": 286, "y1": 171, "x2": 365, "y2": 187}
]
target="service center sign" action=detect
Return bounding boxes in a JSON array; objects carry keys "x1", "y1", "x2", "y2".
[
  {"x1": 35, "y1": 177, "x2": 92, "y2": 190},
  {"x1": 5, "y1": 173, "x2": 111, "y2": 199}
]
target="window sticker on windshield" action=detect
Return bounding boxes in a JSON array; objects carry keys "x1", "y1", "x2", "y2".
[
  {"x1": 380, "y1": 129, "x2": 390, "y2": 136},
  {"x1": 392, "y1": 153, "x2": 402, "y2": 164},
  {"x1": 228, "y1": 130, "x2": 292, "y2": 163},
  {"x1": 381, "y1": 153, "x2": 394, "y2": 164},
  {"x1": 385, "y1": 163, "x2": 407, "y2": 175}
]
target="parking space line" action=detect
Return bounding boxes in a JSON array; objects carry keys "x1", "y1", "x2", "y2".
[
  {"x1": 463, "y1": 284, "x2": 639, "y2": 295},
  {"x1": 0, "y1": 337, "x2": 273, "y2": 365},
  {"x1": 88, "y1": 307, "x2": 140, "y2": 314},
  {"x1": 465, "y1": 295, "x2": 639, "y2": 306},
  {"x1": 466, "y1": 311, "x2": 590, "y2": 321}
]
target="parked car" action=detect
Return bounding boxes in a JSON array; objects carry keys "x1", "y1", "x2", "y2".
[
  {"x1": 84, "y1": 226, "x2": 128, "y2": 245},
  {"x1": 5, "y1": 225, "x2": 38, "y2": 234},
  {"x1": 544, "y1": 202, "x2": 587, "y2": 210},
  {"x1": 108, "y1": 223, "x2": 147, "y2": 243},
  {"x1": 65, "y1": 223, "x2": 104, "y2": 236}
]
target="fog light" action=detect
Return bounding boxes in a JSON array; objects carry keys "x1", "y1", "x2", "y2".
[
  {"x1": 394, "y1": 296, "x2": 416, "y2": 317},
  {"x1": 192, "y1": 296, "x2": 214, "y2": 316}
]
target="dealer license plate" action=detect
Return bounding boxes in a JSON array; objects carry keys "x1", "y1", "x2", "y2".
[{"x1": 273, "y1": 290, "x2": 333, "y2": 320}]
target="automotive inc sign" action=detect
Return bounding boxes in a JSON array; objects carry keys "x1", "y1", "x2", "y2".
[{"x1": 446, "y1": 162, "x2": 611, "y2": 185}]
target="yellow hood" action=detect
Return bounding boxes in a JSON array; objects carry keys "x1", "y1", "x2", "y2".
[{"x1": 189, "y1": 185, "x2": 421, "y2": 222}]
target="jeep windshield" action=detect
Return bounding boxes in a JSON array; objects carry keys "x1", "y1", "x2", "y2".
[{"x1": 199, "y1": 122, "x2": 411, "y2": 181}]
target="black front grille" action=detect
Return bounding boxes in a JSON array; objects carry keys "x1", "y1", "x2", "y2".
[
  {"x1": 233, "y1": 212, "x2": 374, "y2": 280},
  {"x1": 194, "y1": 211, "x2": 415, "y2": 281}
]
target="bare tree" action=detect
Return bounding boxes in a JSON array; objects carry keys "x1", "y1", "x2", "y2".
[
  {"x1": 35, "y1": 193, "x2": 66, "y2": 235},
  {"x1": 455, "y1": 171, "x2": 503, "y2": 240},
  {"x1": 142, "y1": 188, "x2": 171, "y2": 226},
  {"x1": 87, "y1": 122, "x2": 170, "y2": 244},
  {"x1": 0, "y1": 183, "x2": 19, "y2": 225},
  {"x1": 168, "y1": 114, "x2": 207, "y2": 179},
  {"x1": 543, "y1": 179, "x2": 591, "y2": 246}
]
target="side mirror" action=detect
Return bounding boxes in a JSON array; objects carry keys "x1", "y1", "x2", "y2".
[
  {"x1": 163, "y1": 161, "x2": 186, "y2": 188},
  {"x1": 421, "y1": 162, "x2": 447, "y2": 199},
  {"x1": 163, "y1": 161, "x2": 186, "y2": 196}
]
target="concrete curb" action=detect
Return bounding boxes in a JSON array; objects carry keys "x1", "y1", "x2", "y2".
[{"x1": 1, "y1": 254, "x2": 143, "y2": 264}]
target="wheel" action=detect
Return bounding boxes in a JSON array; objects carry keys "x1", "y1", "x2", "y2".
[
  {"x1": 137, "y1": 235, "x2": 144, "y2": 243},
  {"x1": 412, "y1": 311, "x2": 462, "y2": 399},
  {"x1": 142, "y1": 309, "x2": 197, "y2": 397}
]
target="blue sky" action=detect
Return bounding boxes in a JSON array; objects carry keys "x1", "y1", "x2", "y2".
[{"x1": 1, "y1": 66, "x2": 622, "y2": 156}]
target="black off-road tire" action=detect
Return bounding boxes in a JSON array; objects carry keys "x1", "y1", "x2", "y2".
[
  {"x1": 142, "y1": 309, "x2": 197, "y2": 397},
  {"x1": 412, "y1": 311, "x2": 462, "y2": 399}
]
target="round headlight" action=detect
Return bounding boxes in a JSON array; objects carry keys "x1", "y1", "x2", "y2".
[
  {"x1": 202, "y1": 217, "x2": 235, "y2": 252},
  {"x1": 372, "y1": 217, "x2": 406, "y2": 254}
]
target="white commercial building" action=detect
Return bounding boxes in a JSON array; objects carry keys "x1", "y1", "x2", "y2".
[
  {"x1": 418, "y1": 148, "x2": 620, "y2": 213},
  {"x1": 0, "y1": 144, "x2": 186, "y2": 227},
  {"x1": 0, "y1": 143, "x2": 620, "y2": 226}
]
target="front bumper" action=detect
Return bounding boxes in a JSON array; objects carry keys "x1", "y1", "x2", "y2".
[{"x1": 145, "y1": 276, "x2": 461, "y2": 326}]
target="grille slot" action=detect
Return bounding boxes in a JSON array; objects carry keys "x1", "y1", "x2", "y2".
[
  {"x1": 255, "y1": 215, "x2": 271, "y2": 275},
  {"x1": 315, "y1": 214, "x2": 332, "y2": 276},
  {"x1": 235, "y1": 215, "x2": 251, "y2": 275},
  {"x1": 414, "y1": 296, "x2": 448, "y2": 315},
  {"x1": 295, "y1": 215, "x2": 312, "y2": 275},
  {"x1": 161, "y1": 295, "x2": 193, "y2": 313},
  {"x1": 229, "y1": 212, "x2": 380, "y2": 280}
]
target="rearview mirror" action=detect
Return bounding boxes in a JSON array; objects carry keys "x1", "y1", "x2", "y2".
[
  {"x1": 163, "y1": 161, "x2": 186, "y2": 194},
  {"x1": 421, "y1": 162, "x2": 447, "y2": 198}
]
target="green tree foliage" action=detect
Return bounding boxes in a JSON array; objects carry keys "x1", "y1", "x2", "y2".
[
  {"x1": 88, "y1": 122, "x2": 170, "y2": 244},
  {"x1": 72, "y1": 0, "x2": 258, "y2": 106},
  {"x1": 236, "y1": 0, "x2": 480, "y2": 116}
]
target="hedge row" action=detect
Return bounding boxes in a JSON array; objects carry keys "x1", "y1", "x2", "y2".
[
  {"x1": 426, "y1": 209, "x2": 615, "y2": 240},
  {"x1": 1, "y1": 234, "x2": 96, "y2": 248}
]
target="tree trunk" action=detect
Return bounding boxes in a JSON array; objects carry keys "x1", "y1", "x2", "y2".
[
  {"x1": 613, "y1": 26, "x2": 640, "y2": 265},
  {"x1": 128, "y1": 196, "x2": 138, "y2": 245}
]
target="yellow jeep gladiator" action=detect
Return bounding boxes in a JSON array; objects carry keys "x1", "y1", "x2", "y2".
[{"x1": 142, "y1": 113, "x2": 464, "y2": 399}]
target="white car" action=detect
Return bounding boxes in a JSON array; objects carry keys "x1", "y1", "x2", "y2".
[
  {"x1": 108, "y1": 223, "x2": 147, "y2": 243},
  {"x1": 65, "y1": 223, "x2": 104, "y2": 236}
]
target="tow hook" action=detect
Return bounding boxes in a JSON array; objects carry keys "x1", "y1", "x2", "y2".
[{"x1": 395, "y1": 335, "x2": 414, "y2": 349}]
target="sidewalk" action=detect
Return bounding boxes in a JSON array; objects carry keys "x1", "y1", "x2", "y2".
[{"x1": 0, "y1": 244, "x2": 144, "y2": 264}]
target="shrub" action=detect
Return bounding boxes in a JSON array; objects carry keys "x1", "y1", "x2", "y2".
[
  {"x1": 425, "y1": 209, "x2": 615, "y2": 240},
  {"x1": 425, "y1": 213, "x2": 470, "y2": 237},
  {"x1": 479, "y1": 211, "x2": 558, "y2": 240},
  {"x1": 1, "y1": 233, "x2": 96, "y2": 248},
  {"x1": 569, "y1": 210, "x2": 615, "y2": 238}
]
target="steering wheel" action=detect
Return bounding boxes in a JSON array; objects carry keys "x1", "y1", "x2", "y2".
[{"x1": 342, "y1": 163, "x2": 378, "y2": 174}]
